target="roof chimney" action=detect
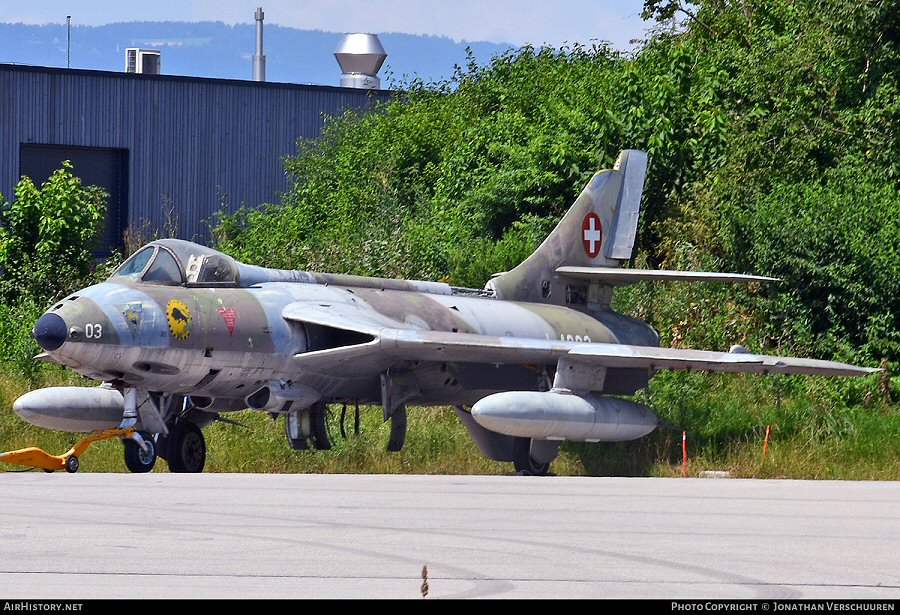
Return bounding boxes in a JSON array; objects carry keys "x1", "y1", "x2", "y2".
[
  {"x1": 334, "y1": 33, "x2": 386, "y2": 89},
  {"x1": 253, "y1": 7, "x2": 266, "y2": 82}
]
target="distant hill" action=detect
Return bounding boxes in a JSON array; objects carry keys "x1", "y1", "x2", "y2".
[{"x1": 0, "y1": 21, "x2": 514, "y2": 86}]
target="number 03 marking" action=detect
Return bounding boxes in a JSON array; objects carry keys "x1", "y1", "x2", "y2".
[{"x1": 85, "y1": 323, "x2": 103, "y2": 339}]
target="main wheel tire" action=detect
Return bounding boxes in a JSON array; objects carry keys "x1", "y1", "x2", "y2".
[
  {"x1": 513, "y1": 437, "x2": 551, "y2": 476},
  {"x1": 166, "y1": 421, "x2": 206, "y2": 473},
  {"x1": 123, "y1": 433, "x2": 157, "y2": 473}
]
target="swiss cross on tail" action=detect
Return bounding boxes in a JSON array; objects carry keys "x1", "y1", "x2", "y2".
[{"x1": 581, "y1": 212, "x2": 603, "y2": 258}]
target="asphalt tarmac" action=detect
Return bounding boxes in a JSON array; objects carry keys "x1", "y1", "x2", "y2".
[{"x1": 0, "y1": 473, "x2": 897, "y2": 599}]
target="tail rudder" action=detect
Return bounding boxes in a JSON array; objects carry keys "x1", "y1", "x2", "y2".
[{"x1": 488, "y1": 149, "x2": 648, "y2": 304}]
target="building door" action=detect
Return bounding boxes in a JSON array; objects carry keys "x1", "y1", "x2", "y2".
[{"x1": 19, "y1": 144, "x2": 128, "y2": 256}]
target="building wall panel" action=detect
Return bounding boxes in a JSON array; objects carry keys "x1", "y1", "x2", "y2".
[{"x1": 0, "y1": 64, "x2": 386, "y2": 245}]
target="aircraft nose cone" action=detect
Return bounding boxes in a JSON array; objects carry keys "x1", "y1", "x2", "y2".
[{"x1": 33, "y1": 312, "x2": 67, "y2": 351}]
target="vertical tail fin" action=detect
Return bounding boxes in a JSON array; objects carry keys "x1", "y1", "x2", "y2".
[{"x1": 488, "y1": 149, "x2": 648, "y2": 305}]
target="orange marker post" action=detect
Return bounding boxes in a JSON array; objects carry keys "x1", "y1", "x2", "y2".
[
  {"x1": 682, "y1": 431, "x2": 687, "y2": 478},
  {"x1": 763, "y1": 424, "x2": 771, "y2": 458}
]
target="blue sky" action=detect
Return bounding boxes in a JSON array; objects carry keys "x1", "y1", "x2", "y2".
[{"x1": 3, "y1": 0, "x2": 656, "y2": 50}]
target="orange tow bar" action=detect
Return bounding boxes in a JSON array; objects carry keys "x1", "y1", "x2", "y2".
[{"x1": 0, "y1": 427, "x2": 136, "y2": 473}]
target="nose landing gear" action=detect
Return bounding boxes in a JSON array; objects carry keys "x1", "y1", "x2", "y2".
[{"x1": 123, "y1": 431, "x2": 157, "y2": 473}]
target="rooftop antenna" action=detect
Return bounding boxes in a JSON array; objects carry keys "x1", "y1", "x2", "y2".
[{"x1": 66, "y1": 16, "x2": 71, "y2": 68}]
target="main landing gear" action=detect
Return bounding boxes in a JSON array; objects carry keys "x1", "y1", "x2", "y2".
[
  {"x1": 161, "y1": 420, "x2": 206, "y2": 473},
  {"x1": 513, "y1": 437, "x2": 552, "y2": 476},
  {"x1": 118, "y1": 419, "x2": 206, "y2": 474},
  {"x1": 454, "y1": 406, "x2": 558, "y2": 476}
]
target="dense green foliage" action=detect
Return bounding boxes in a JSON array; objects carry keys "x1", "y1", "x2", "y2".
[
  {"x1": 0, "y1": 162, "x2": 107, "y2": 305},
  {"x1": 0, "y1": 164, "x2": 107, "y2": 377},
  {"x1": 216, "y1": 0, "x2": 899, "y2": 368}
]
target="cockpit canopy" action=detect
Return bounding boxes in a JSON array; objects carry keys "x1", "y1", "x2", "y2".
[
  {"x1": 110, "y1": 239, "x2": 238, "y2": 287},
  {"x1": 108, "y1": 238, "x2": 442, "y2": 292}
]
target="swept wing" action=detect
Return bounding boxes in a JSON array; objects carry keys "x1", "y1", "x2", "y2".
[{"x1": 282, "y1": 300, "x2": 873, "y2": 378}]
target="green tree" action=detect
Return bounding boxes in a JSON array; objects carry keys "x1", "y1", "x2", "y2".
[{"x1": 0, "y1": 162, "x2": 107, "y2": 304}]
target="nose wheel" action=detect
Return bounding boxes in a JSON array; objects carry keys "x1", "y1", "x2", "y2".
[{"x1": 123, "y1": 432, "x2": 157, "y2": 473}]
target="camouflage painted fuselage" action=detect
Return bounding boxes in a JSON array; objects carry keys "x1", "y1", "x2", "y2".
[{"x1": 44, "y1": 274, "x2": 657, "y2": 409}]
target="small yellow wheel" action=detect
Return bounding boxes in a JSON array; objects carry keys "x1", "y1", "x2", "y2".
[{"x1": 65, "y1": 455, "x2": 79, "y2": 473}]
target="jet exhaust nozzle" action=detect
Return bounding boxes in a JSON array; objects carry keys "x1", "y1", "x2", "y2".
[{"x1": 471, "y1": 391, "x2": 658, "y2": 442}]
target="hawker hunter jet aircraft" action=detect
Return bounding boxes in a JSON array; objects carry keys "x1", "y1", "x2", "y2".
[{"x1": 5, "y1": 150, "x2": 875, "y2": 474}]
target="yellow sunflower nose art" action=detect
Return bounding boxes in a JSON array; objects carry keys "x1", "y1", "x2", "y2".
[{"x1": 166, "y1": 299, "x2": 192, "y2": 340}]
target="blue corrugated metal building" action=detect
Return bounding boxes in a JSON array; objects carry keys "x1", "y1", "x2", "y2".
[{"x1": 0, "y1": 63, "x2": 386, "y2": 251}]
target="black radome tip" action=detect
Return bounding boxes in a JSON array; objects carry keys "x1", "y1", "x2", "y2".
[{"x1": 33, "y1": 312, "x2": 67, "y2": 351}]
